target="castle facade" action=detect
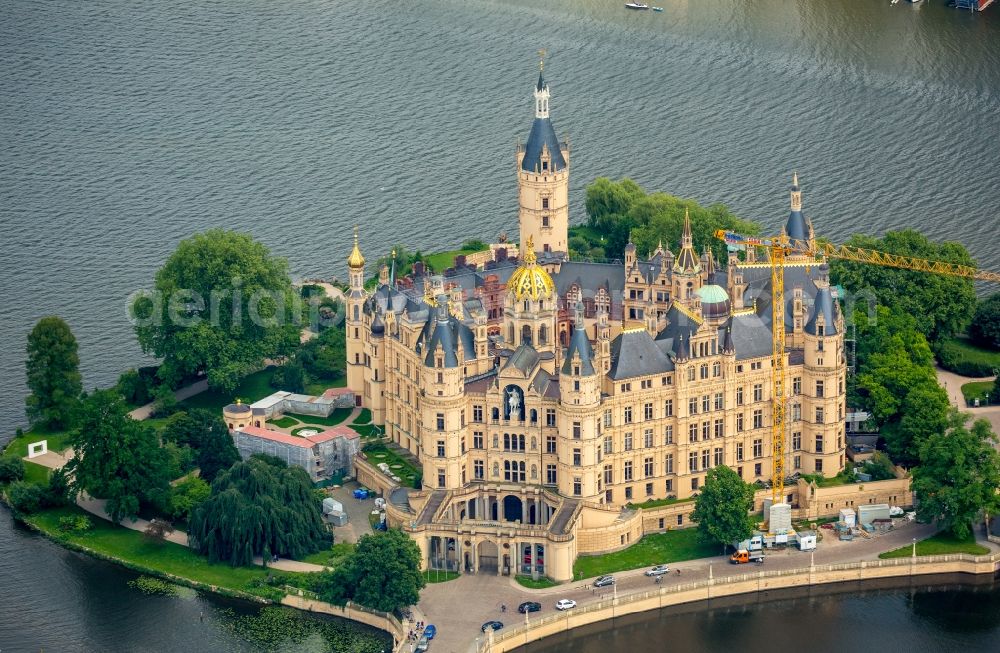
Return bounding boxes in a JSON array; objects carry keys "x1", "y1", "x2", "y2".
[{"x1": 344, "y1": 71, "x2": 846, "y2": 581}]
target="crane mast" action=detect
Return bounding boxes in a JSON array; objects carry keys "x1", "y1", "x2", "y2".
[{"x1": 714, "y1": 229, "x2": 1000, "y2": 511}]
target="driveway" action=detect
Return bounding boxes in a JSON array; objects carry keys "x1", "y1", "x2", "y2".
[
  {"x1": 327, "y1": 480, "x2": 376, "y2": 544},
  {"x1": 936, "y1": 366, "x2": 1000, "y2": 446}
]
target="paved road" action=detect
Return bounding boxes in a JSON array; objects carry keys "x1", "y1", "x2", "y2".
[
  {"x1": 127, "y1": 378, "x2": 210, "y2": 420},
  {"x1": 935, "y1": 366, "x2": 1000, "y2": 443},
  {"x1": 328, "y1": 480, "x2": 376, "y2": 544},
  {"x1": 417, "y1": 520, "x2": 993, "y2": 653}
]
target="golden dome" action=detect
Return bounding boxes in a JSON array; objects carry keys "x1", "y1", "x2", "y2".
[
  {"x1": 347, "y1": 226, "x2": 365, "y2": 269},
  {"x1": 508, "y1": 236, "x2": 555, "y2": 301}
]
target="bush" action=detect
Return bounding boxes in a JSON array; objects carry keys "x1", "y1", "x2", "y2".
[
  {"x1": 152, "y1": 383, "x2": 178, "y2": 418},
  {"x1": 6, "y1": 481, "x2": 46, "y2": 515},
  {"x1": 117, "y1": 367, "x2": 159, "y2": 406},
  {"x1": 934, "y1": 338, "x2": 1000, "y2": 377},
  {"x1": 0, "y1": 457, "x2": 25, "y2": 483},
  {"x1": 58, "y1": 514, "x2": 92, "y2": 533},
  {"x1": 270, "y1": 363, "x2": 305, "y2": 393},
  {"x1": 44, "y1": 468, "x2": 71, "y2": 508},
  {"x1": 412, "y1": 471, "x2": 422, "y2": 490}
]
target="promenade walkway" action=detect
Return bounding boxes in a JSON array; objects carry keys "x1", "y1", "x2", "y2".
[
  {"x1": 418, "y1": 520, "x2": 1000, "y2": 653},
  {"x1": 127, "y1": 378, "x2": 210, "y2": 420},
  {"x1": 935, "y1": 366, "x2": 1000, "y2": 442}
]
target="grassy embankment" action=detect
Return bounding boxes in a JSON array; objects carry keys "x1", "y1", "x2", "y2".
[
  {"x1": 879, "y1": 531, "x2": 990, "y2": 558},
  {"x1": 1, "y1": 428, "x2": 72, "y2": 484},
  {"x1": 22, "y1": 505, "x2": 318, "y2": 600},
  {"x1": 572, "y1": 528, "x2": 719, "y2": 580}
]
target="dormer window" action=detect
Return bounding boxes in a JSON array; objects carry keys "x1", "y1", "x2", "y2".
[{"x1": 542, "y1": 161, "x2": 549, "y2": 171}]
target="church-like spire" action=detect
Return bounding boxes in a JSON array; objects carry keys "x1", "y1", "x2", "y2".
[
  {"x1": 673, "y1": 208, "x2": 700, "y2": 274},
  {"x1": 389, "y1": 248, "x2": 397, "y2": 286},
  {"x1": 784, "y1": 172, "x2": 811, "y2": 243},
  {"x1": 347, "y1": 225, "x2": 365, "y2": 269}
]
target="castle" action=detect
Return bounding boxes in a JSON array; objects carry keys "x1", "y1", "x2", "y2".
[{"x1": 344, "y1": 69, "x2": 846, "y2": 581}]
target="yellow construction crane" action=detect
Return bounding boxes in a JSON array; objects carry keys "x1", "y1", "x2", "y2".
[{"x1": 714, "y1": 230, "x2": 1000, "y2": 507}]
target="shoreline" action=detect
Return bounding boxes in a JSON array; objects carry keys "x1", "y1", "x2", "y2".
[
  {"x1": 488, "y1": 551, "x2": 1000, "y2": 653},
  {"x1": 2, "y1": 501, "x2": 403, "y2": 650}
]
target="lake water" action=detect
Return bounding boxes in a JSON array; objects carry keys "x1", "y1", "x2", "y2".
[{"x1": 1, "y1": 1, "x2": 999, "y2": 649}]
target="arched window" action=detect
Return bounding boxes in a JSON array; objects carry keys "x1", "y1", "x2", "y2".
[
  {"x1": 504, "y1": 433, "x2": 511, "y2": 450},
  {"x1": 353, "y1": 305, "x2": 359, "y2": 320},
  {"x1": 521, "y1": 324, "x2": 532, "y2": 345},
  {"x1": 518, "y1": 434, "x2": 526, "y2": 451},
  {"x1": 530, "y1": 409, "x2": 538, "y2": 424},
  {"x1": 700, "y1": 364, "x2": 708, "y2": 379},
  {"x1": 492, "y1": 407, "x2": 500, "y2": 421},
  {"x1": 687, "y1": 367, "x2": 695, "y2": 381},
  {"x1": 712, "y1": 361, "x2": 721, "y2": 377},
  {"x1": 539, "y1": 324, "x2": 548, "y2": 344}
]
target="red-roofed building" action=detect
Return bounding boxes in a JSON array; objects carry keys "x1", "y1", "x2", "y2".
[{"x1": 233, "y1": 424, "x2": 360, "y2": 482}]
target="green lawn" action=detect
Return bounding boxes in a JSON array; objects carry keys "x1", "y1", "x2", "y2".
[
  {"x1": 297, "y1": 542, "x2": 355, "y2": 567},
  {"x1": 178, "y1": 368, "x2": 276, "y2": 412},
  {"x1": 962, "y1": 381, "x2": 996, "y2": 405},
  {"x1": 287, "y1": 409, "x2": 351, "y2": 427},
  {"x1": 800, "y1": 470, "x2": 854, "y2": 488},
  {"x1": 304, "y1": 375, "x2": 347, "y2": 397},
  {"x1": 2, "y1": 428, "x2": 71, "y2": 458},
  {"x1": 879, "y1": 531, "x2": 990, "y2": 559},
  {"x1": 362, "y1": 443, "x2": 419, "y2": 486},
  {"x1": 268, "y1": 416, "x2": 300, "y2": 428},
  {"x1": 937, "y1": 336, "x2": 1000, "y2": 377},
  {"x1": 22, "y1": 461, "x2": 52, "y2": 485},
  {"x1": 352, "y1": 408, "x2": 372, "y2": 425},
  {"x1": 572, "y1": 528, "x2": 719, "y2": 580},
  {"x1": 351, "y1": 424, "x2": 382, "y2": 439},
  {"x1": 26, "y1": 506, "x2": 313, "y2": 596},
  {"x1": 422, "y1": 247, "x2": 489, "y2": 274},
  {"x1": 423, "y1": 570, "x2": 460, "y2": 584},
  {"x1": 515, "y1": 575, "x2": 558, "y2": 589},
  {"x1": 627, "y1": 496, "x2": 694, "y2": 510}
]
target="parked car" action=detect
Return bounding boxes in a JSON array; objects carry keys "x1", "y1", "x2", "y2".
[
  {"x1": 423, "y1": 624, "x2": 437, "y2": 639},
  {"x1": 481, "y1": 620, "x2": 504, "y2": 633},
  {"x1": 518, "y1": 601, "x2": 541, "y2": 613},
  {"x1": 555, "y1": 599, "x2": 577, "y2": 611},
  {"x1": 416, "y1": 636, "x2": 429, "y2": 652},
  {"x1": 644, "y1": 565, "x2": 670, "y2": 576},
  {"x1": 594, "y1": 575, "x2": 615, "y2": 587}
]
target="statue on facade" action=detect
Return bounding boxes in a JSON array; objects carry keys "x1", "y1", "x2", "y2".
[{"x1": 507, "y1": 387, "x2": 521, "y2": 419}]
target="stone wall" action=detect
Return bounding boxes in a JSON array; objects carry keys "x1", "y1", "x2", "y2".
[
  {"x1": 484, "y1": 552, "x2": 1000, "y2": 653},
  {"x1": 281, "y1": 594, "x2": 407, "y2": 653},
  {"x1": 354, "y1": 455, "x2": 399, "y2": 497},
  {"x1": 576, "y1": 507, "x2": 643, "y2": 556}
]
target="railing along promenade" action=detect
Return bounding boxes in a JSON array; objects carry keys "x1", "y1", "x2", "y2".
[{"x1": 481, "y1": 551, "x2": 1000, "y2": 653}]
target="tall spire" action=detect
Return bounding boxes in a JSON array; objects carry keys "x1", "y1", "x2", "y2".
[
  {"x1": 673, "y1": 208, "x2": 700, "y2": 274},
  {"x1": 389, "y1": 248, "x2": 397, "y2": 286},
  {"x1": 534, "y1": 52, "x2": 550, "y2": 119},
  {"x1": 347, "y1": 225, "x2": 365, "y2": 269},
  {"x1": 790, "y1": 172, "x2": 802, "y2": 212},
  {"x1": 784, "y1": 172, "x2": 810, "y2": 243}
]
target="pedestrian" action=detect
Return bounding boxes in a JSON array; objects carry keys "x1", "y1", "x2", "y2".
[
  {"x1": 676, "y1": 568, "x2": 681, "y2": 576},
  {"x1": 501, "y1": 603, "x2": 507, "y2": 613}
]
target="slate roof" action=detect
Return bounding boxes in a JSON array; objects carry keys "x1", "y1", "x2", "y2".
[
  {"x1": 785, "y1": 209, "x2": 810, "y2": 242},
  {"x1": 552, "y1": 261, "x2": 625, "y2": 299},
  {"x1": 804, "y1": 286, "x2": 839, "y2": 335},
  {"x1": 728, "y1": 312, "x2": 773, "y2": 360},
  {"x1": 521, "y1": 118, "x2": 566, "y2": 172},
  {"x1": 503, "y1": 344, "x2": 540, "y2": 377},
  {"x1": 562, "y1": 324, "x2": 595, "y2": 376},
  {"x1": 608, "y1": 329, "x2": 675, "y2": 380},
  {"x1": 422, "y1": 303, "x2": 476, "y2": 368}
]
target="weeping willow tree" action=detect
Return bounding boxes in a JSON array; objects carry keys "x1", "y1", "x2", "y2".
[{"x1": 188, "y1": 455, "x2": 329, "y2": 566}]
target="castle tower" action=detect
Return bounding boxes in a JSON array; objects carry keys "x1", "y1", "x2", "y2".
[
  {"x1": 504, "y1": 236, "x2": 558, "y2": 363},
  {"x1": 672, "y1": 209, "x2": 703, "y2": 305},
  {"x1": 346, "y1": 226, "x2": 367, "y2": 400},
  {"x1": 783, "y1": 173, "x2": 816, "y2": 257},
  {"x1": 517, "y1": 59, "x2": 570, "y2": 259}
]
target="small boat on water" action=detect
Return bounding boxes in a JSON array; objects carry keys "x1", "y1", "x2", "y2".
[
  {"x1": 625, "y1": 2, "x2": 650, "y2": 9},
  {"x1": 653, "y1": 6, "x2": 664, "y2": 11}
]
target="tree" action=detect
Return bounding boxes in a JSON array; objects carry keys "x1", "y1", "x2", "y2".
[
  {"x1": 968, "y1": 292, "x2": 1000, "y2": 350},
  {"x1": 299, "y1": 327, "x2": 346, "y2": 381},
  {"x1": 161, "y1": 409, "x2": 239, "y2": 482},
  {"x1": 849, "y1": 306, "x2": 949, "y2": 467},
  {"x1": 313, "y1": 529, "x2": 425, "y2": 612},
  {"x1": 690, "y1": 466, "x2": 756, "y2": 552},
  {"x1": 65, "y1": 390, "x2": 170, "y2": 522},
  {"x1": 188, "y1": 456, "x2": 328, "y2": 566},
  {"x1": 0, "y1": 457, "x2": 25, "y2": 483},
  {"x1": 25, "y1": 316, "x2": 82, "y2": 429},
  {"x1": 131, "y1": 229, "x2": 300, "y2": 393},
  {"x1": 581, "y1": 178, "x2": 759, "y2": 262},
  {"x1": 830, "y1": 230, "x2": 977, "y2": 341},
  {"x1": 912, "y1": 411, "x2": 1000, "y2": 539}
]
